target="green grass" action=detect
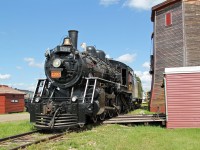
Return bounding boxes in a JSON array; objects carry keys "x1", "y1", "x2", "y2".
[
  {"x1": 1, "y1": 105, "x2": 198, "y2": 150},
  {"x1": 129, "y1": 108, "x2": 154, "y2": 115},
  {"x1": 27, "y1": 124, "x2": 200, "y2": 150},
  {"x1": 129, "y1": 102, "x2": 154, "y2": 115},
  {"x1": 0, "y1": 120, "x2": 35, "y2": 138}
]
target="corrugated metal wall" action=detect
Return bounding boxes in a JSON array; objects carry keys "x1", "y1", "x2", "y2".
[{"x1": 165, "y1": 72, "x2": 200, "y2": 128}]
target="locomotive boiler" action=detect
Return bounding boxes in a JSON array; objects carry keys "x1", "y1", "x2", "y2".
[{"x1": 29, "y1": 30, "x2": 142, "y2": 130}]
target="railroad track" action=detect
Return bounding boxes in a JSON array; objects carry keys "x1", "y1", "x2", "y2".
[
  {"x1": 103, "y1": 114, "x2": 166, "y2": 124},
  {"x1": 0, "y1": 130, "x2": 66, "y2": 150},
  {"x1": 0, "y1": 114, "x2": 165, "y2": 149},
  {"x1": 0, "y1": 124, "x2": 95, "y2": 150}
]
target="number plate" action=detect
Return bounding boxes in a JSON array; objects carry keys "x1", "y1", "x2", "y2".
[{"x1": 51, "y1": 70, "x2": 61, "y2": 78}]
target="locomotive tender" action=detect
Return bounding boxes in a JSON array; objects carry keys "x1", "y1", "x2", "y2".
[{"x1": 29, "y1": 30, "x2": 142, "y2": 129}]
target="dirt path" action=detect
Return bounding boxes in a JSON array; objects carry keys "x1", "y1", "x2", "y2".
[{"x1": 0, "y1": 113, "x2": 30, "y2": 123}]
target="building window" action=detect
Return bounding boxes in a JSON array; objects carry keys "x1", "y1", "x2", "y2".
[
  {"x1": 11, "y1": 99, "x2": 19, "y2": 103},
  {"x1": 165, "y1": 12, "x2": 172, "y2": 26}
]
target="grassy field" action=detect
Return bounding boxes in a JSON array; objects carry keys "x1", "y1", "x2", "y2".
[
  {"x1": 0, "y1": 120, "x2": 35, "y2": 138},
  {"x1": 129, "y1": 102, "x2": 154, "y2": 115},
  {"x1": 1, "y1": 120, "x2": 200, "y2": 150},
  {"x1": 1, "y1": 105, "x2": 199, "y2": 150},
  {"x1": 27, "y1": 124, "x2": 200, "y2": 150},
  {"x1": 129, "y1": 108, "x2": 155, "y2": 115}
]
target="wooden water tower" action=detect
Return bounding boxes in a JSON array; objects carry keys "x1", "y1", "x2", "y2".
[{"x1": 150, "y1": 0, "x2": 200, "y2": 113}]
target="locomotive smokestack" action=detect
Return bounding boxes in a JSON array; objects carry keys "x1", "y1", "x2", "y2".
[{"x1": 68, "y1": 30, "x2": 78, "y2": 49}]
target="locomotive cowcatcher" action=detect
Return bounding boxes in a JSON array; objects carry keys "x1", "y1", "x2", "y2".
[{"x1": 29, "y1": 30, "x2": 142, "y2": 130}]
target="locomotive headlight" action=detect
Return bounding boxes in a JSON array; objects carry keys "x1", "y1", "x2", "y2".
[
  {"x1": 72, "y1": 96, "x2": 78, "y2": 102},
  {"x1": 52, "y1": 59, "x2": 62, "y2": 68}
]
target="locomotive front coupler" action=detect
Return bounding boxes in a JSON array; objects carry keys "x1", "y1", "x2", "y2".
[
  {"x1": 43, "y1": 101, "x2": 56, "y2": 115},
  {"x1": 43, "y1": 100, "x2": 67, "y2": 115}
]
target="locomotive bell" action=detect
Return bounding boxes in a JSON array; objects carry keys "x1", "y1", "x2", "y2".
[{"x1": 62, "y1": 37, "x2": 72, "y2": 46}]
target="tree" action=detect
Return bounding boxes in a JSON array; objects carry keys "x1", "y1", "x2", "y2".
[{"x1": 135, "y1": 75, "x2": 143, "y2": 99}]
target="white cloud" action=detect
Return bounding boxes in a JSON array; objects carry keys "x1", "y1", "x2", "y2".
[
  {"x1": 27, "y1": 85, "x2": 36, "y2": 91},
  {"x1": 12, "y1": 83, "x2": 25, "y2": 86},
  {"x1": 142, "y1": 61, "x2": 150, "y2": 69},
  {"x1": 106, "y1": 54, "x2": 111, "y2": 58},
  {"x1": 0, "y1": 74, "x2": 11, "y2": 80},
  {"x1": 123, "y1": 0, "x2": 165, "y2": 10},
  {"x1": 135, "y1": 71, "x2": 151, "y2": 82},
  {"x1": 8, "y1": 83, "x2": 25, "y2": 89},
  {"x1": 24, "y1": 57, "x2": 43, "y2": 69},
  {"x1": 99, "y1": 0, "x2": 165, "y2": 10},
  {"x1": 135, "y1": 71, "x2": 151, "y2": 91},
  {"x1": 100, "y1": 0, "x2": 120, "y2": 6},
  {"x1": 116, "y1": 53, "x2": 136, "y2": 63},
  {"x1": 16, "y1": 66, "x2": 22, "y2": 70},
  {"x1": 19, "y1": 83, "x2": 35, "y2": 91},
  {"x1": 8, "y1": 82, "x2": 35, "y2": 92}
]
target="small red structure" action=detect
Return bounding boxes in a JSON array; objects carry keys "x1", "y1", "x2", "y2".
[
  {"x1": 0, "y1": 85, "x2": 25, "y2": 114},
  {"x1": 165, "y1": 66, "x2": 200, "y2": 128}
]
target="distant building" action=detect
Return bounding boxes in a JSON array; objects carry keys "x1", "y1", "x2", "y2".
[
  {"x1": 150, "y1": 0, "x2": 200, "y2": 113},
  {"x1": 0, "y1": 85, "x2": 25, "y2": 114},
  {"x1": 17, "y1": 89, "x2": 33, "y2": 101},
  {"x1": 144, "y1": 91, "x2": 151, "y2": 102},
  {"x1": 17, "y1": 89, "x2": 33, "y2": 111}
]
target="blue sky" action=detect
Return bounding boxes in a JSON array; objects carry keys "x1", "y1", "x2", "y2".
[{"x1": 0, "y1": 0, "x2": 165, "y2": 92}]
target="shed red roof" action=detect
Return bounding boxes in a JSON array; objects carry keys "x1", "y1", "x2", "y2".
[
  {"x1": 0, "y1": 85, "x2": 25, "y2": 95},
  {"x1": 151, "y1": 0, "x2": 181, "y2": 22}
]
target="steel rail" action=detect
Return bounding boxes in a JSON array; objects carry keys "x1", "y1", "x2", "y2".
[
  {"x1": 0, "y1": 130, "x2": 39, "y2": 142},
  {"x1": 10, "y1": 132, "x2": 65, "y2": 150},
  {"x1": 0, "y1": 130, "x2": 66, "y2": 150},
  {"x1": 0, "y1": 126, "x2": 90, "y2": 150}
]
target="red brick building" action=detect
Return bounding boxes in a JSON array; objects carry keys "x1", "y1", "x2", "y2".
[
  {"x1": 0, "y1": 85, "x2": 25, "y2": 114},
  {"x1": 150, "y1": 0, "x2": 200, "y2": 113}
]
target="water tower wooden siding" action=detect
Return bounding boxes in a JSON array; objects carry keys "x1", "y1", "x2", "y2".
[{"x1": 150, "y1": 0, "x2": 200, "y2": 113}]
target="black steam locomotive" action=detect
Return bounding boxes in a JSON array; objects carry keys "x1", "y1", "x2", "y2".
[{"x1": 29, "y1": 30, "x2": 142, "y2": 129}]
